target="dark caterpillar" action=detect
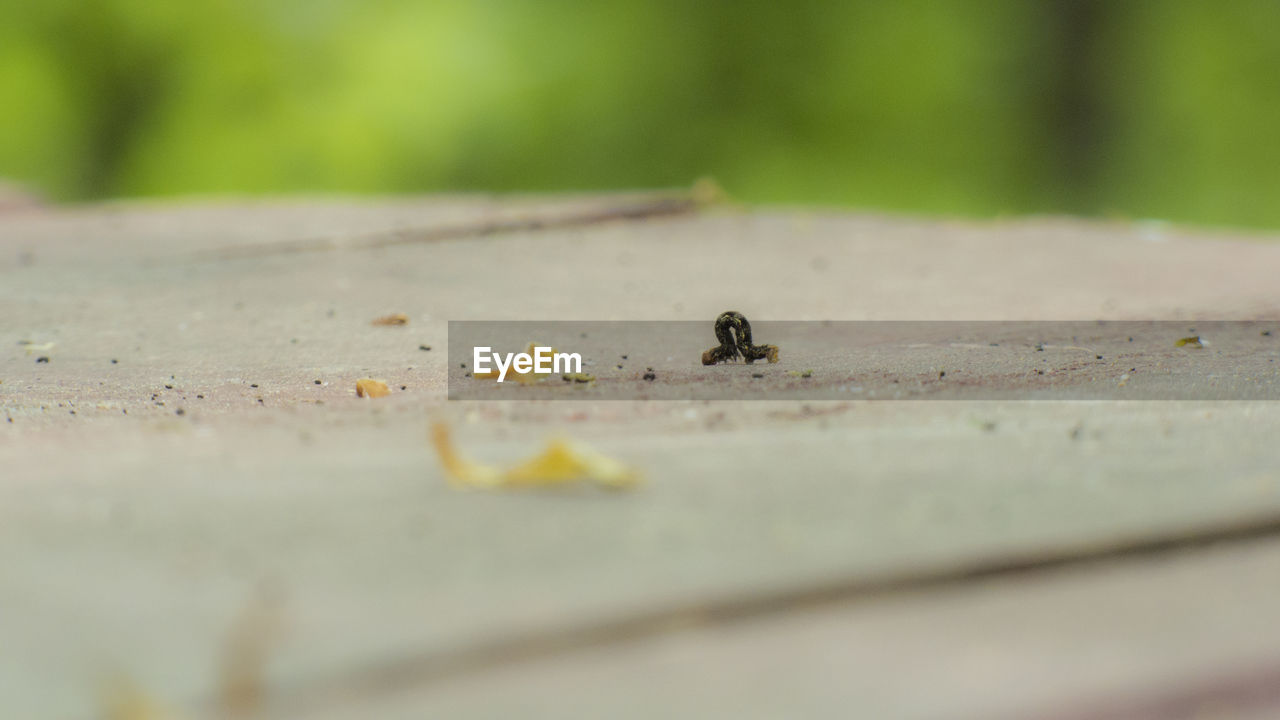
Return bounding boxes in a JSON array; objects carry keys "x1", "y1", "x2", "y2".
[{"x1": 701, "y1": 311, "x2": 779, "y2": 365}]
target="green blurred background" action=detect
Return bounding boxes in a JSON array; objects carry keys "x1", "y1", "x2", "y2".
[{"x1": 2, "y1": 0, "x2": 1279, "y2": 228}]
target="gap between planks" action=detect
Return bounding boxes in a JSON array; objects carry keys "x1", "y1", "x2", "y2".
[{"x1": 188, "y1": 193, "x2": 704, "y2": 263}]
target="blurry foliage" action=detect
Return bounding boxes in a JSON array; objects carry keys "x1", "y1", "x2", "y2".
[{"x1": 1, "y1": 0, "x2": 1279, "y2": 228}]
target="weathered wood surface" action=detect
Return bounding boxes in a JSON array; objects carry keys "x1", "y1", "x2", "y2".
[{"x1": 2, "y1": 195, "x2": 1279, "y2": 719}]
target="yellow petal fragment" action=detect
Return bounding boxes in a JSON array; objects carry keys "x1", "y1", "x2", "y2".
[
  {"x1": 218, "y1": 585, "x2": 283, "y2": 717},
  {"x1": 431, "y1": 423, "x2": 640, "y2": 490},
  {"x1": 431, "y1": 423, "x2": 505, "y2": 488},
  {"x1": 355, "y1": 378, "x2": 391, "y2": 398},
  {"x1": 101, "y1": 676, "x2": 181, "y2": 720},
  {"x1": 1175, "y1": 336, "x2": 1205, "y2": 348},
  {"x1": 371, "y1": 313, "x2": 409, "y2": 326}
]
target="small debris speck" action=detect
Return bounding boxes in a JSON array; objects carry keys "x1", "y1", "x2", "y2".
[
  {"x1": 939, "y1": 371, "x2": 946, "y2": 378},
  {"x1": 111, "y1": 359, "x2": 118, "y2": 364},
  {"x1": 196, "y1": 394, "x2": 204, "y2": 399},
  {"x1": 250, "y1": 384, "x2": 258, "y2": 388},
  {"x1": 36, "y1": 356, "x2": 49, "y2": 363},
  {"x1": 752, "y1": 373, "x2": 764, "y2": 378},
  {"x1": 643, "y1": 372, "x2": 656, "y2": 381},
  {"x1": 1035, "y1": 343, "x2": 1044, "y2": 352},
  {"x1": 460, "y1": 363, "x2": 467, "y2": 369},
  {"x1": 175, "y1": 408, "x2": 185, "y2": 416},
  {"x1": 419, "y1": 345, "x2": 432, "y2": 351},
  {"x1": 1263, "y1": 331, "x2": 1273, "y2": 337},
  {"x1": 620, "y1": 355, "x2": 628, "y2": 360},
  {"x1": 314, "y1": 380, "x2": 322, "y2": 385},
  {"x1": 400, "y1": 385, "x2": 407, "y2": 390},
  {"x1": 164, "y1": 384, "x2": 173, "y2": 389},
  {"x1": 1096, "y1": 355, "x2": 1103, "y2": 360},
  {"x1": 616, "y1": 364, "x2": 624, "y2": 369}
]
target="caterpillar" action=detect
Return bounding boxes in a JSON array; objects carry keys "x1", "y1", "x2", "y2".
[{"x1": 701, "y1": 311, "x2": 779, "y2": 365}]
